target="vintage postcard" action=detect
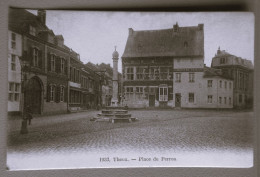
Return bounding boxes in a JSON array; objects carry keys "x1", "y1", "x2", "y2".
[{"x1": 6, "y1": 9, "x2": 254, "y2": 170}]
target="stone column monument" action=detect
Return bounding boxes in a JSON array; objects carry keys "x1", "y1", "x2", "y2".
[{"x1": 111, "y1": 46, "x2": 119, "y2": 106}]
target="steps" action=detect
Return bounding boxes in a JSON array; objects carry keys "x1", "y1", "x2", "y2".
[{"x1": 91, "y1": 109, "x2": 137, "y2": 123}]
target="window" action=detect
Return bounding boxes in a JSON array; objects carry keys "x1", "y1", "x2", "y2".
[
  {"x1": 136, "y1": 67, "x2": 144, "y2": 80},
  {"x1": 208, "y1": 80, "x2": 213, "y2": 88},
  {"x1": 220, "y1": 57, "x2": 226, "y2": 64},
  {"x1": 208, "y1": 95, "x2": 213, "y2": 103},
  {"x1": 229, "y1": 97, "x2": 232, "y2": 105},
  {"x1": 8, "y1": 82, "x2": 20, "y2": 102},
  {"x1": 224, "y1": 97, "x2": 227, "y2": 104},
  {"x1": 175, "y1": 73, "x2": 181, "y2": 82},
  {"x1": 29, "y1": 26, "x2": 36, "y2": 36},
  {"x1": 149, "y1": 67, "x2": 156, "y2": 80},
  {"x1": 219, "y1": 80, "x2": 222, "y2": 88},
  {"x1": 224, "y1": 81, "x2": 227, "y2": 89},
  {"x1": 229, "y1": 82, "x2": 232, "y2": 89},
  {"x1": 11, "y1": 33, "x2": 16, "y2": 49},
  {"x1": 136, "y1": 87, "x2": 144, "y2": 100},
  {"x1": 50, "y1": 54, "x2": 55, "y2": 71},
  {"x1": 33, "y1": 48, "x2": 39, "y2": 67},
  {"x1": 50, "y1": 85, "x2": 55, "y2": 102},
  {"x1": 126, "y1": 67, "x2": 134, "y2": 80},
  {"x1": 160, "y1": 67, "x2": 169, "y2": 80},
  {"x1": 125, "y1": 87, "x2": 134, "y2": 100},
  {"x1": 239, "y1": 73, "x2": 243, "y2": 89},
  {"x1": 11, "y1": 54, "x2": 16, "y2": 71},
  {"x1": 189, "y1": 93, "x2": 194, "y2": 103},
  {"x1": 60, "y1": 86, "x2": 65, "y2": 102},
  {"x1": 189, "y1": 73, "x2": 195, "y2": 82},
  {"x1": 159, "y1": 87, "x2": 168, "y2": 101},
  {"x1": 219, "y1": 97, "x2": 222, "y2": 104},
  {"x1": 61, "y1": 58, "x2": 65, "y2": 73},
  {"x1": 126, "y1": 87, "x2": 133, "y2": 93}
]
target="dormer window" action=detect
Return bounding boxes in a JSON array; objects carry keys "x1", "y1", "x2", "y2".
[
  {"x1": 220, "y1": 57, "x2": 227, "y2": 64},
  {"x1": 29, "y1": 26, "x2": 36, "y2": 36}
]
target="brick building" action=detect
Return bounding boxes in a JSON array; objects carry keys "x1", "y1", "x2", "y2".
[
  {"x1": 9, "y1": 9, "x2": 70, "y2": 114},
  {"x1": 8, "y1": 8, "x2": 104, "y2": 115},
  {"x1": 211, "y1": 47, "x2": 254, "y2": 108}
]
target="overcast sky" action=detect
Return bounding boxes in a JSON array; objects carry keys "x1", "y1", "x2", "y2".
[{"x1": 29, "y1": 10, "x2": 254, "y2": 72}]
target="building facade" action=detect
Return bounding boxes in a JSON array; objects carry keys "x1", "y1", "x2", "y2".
[
  {"x1": 122, "y1": 24, "x2": 234, "y2": 109},
  {"x1": 122, "y1": 23, "x2": 204, "y2": 108},
  {"x1": 8, "y1": 8, "x2": 104, "y2": 115},
  {"x1": 8, "y1": 30, "x2": 22, "y2": 113},
  {"x1": 211, "y1": 48, "x2": 254, "y2": 109}
]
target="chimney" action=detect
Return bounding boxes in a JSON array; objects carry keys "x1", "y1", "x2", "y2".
[
  {"x1": 37, "y1": 10, "x2": 46, "y2": 25},
  {"x1": 198, "y1": 24, "x2": 204, "y2": 30},
  {"x1": 128, "y1": 28, "x2": 134, "y2": 36},
  {"x1": 173, "y1": 22, "x2": 179, "y2": 32},
  {"x1": 217, "y1": 46, "x2": 221, "y2": 54}
]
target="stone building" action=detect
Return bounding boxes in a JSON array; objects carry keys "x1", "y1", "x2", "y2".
[
  {"x1": 122, "y1": 23, "x2": 204, "y2": 108},
  {"x1": 211, "y1": 48, "x2": 254, "y2": 109}
]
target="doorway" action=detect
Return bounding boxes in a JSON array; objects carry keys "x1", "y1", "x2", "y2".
[
  {"x1": 175, "y1": 93, "x2": 181, "y2": 107},
  {"x1": 24, "y1": 77, "x2": 42, "y2": 114},
  {"x1": 149, "y1": 95, "x2": 155, "y2": 107}
]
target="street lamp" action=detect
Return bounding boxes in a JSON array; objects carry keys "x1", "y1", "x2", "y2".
[{"x1": 19, "y1": 56, "x2": 30, "y2": 134}]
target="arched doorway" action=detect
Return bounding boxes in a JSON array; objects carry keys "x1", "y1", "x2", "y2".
[{"x1": 24, "y1": 77, "x2": 42, "y2": 114}]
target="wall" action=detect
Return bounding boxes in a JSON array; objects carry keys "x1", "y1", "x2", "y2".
[{"x1": 8, "y1": 31, "x2": 22, "y2": 112}]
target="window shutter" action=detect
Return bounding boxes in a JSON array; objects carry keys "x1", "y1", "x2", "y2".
[
  {"x1": 47, "y1": 53, "x2": 51, "y2": 71},
  {"x1": 65, "y1": 59, "x2": 68, "y2": 75},
  {"x1": 47, "y1": 85, "x2": 50, "y2": 102},
  {"x1": 29, "y1": 47, "x2": 34, "y2": 65},
  {"x1": 22, "y1": 51, "x2": 28, "y2": 62},
  {"x1": 64, "y1": 86, "x2": 67, "y2": 102},
  {"x1": 38, "y1": 50, "x2": 42, "y2": 68},
  {"x1": 156, "y1": 88, "x2": 159, "y2": 101},
  {"x1": 56, "y1": 86, "x2": 60, "y2": 103},
  {"x1": 168, "y1": 88, "x2": 173, "y2": 100},
  {"x1": 56, "y1": 57, "x2": 61, "y2": 73}
]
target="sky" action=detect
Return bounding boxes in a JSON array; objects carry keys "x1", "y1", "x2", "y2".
[{"x1": 29, "y1": 10, "x2": 254, "y2": 72}]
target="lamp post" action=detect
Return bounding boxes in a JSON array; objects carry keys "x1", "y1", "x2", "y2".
[
  {"x1": 19, "y1": 57, "x2": 30, "y2": 134},
  {"x1": 94, "y1": 70, "x2": 106, "y2": 108}
]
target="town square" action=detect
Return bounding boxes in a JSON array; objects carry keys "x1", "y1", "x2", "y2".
[{"x1": 6, "y1": 9, "x2": 254, "y2": 169}]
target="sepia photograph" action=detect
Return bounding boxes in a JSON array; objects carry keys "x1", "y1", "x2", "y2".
[{"x1": 5, "y1": 8, "x2": 255, "y2": 171}]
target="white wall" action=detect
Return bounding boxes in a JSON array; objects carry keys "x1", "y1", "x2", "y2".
[{"x1": 8, "y1": 31, "x2": 22, "y2": 112}]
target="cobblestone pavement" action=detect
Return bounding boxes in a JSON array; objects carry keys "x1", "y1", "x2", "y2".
[{"x1": 7, "y1": 109, "x2": 254, "y2": 154}]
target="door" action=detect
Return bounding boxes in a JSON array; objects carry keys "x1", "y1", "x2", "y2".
[
  {"x1": 175, "y1": 93, "x2": 181, "y2": 107},
  {"x1": 24, "y1": 77, "x2": 42, "y2": 114},
  {"x1": 149, "y1": 95, "x2": 155, "y2": 107}
]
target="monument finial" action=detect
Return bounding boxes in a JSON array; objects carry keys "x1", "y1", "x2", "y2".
[{"x1": 114, "y1": 45, "x2": 117, "y2": 51}]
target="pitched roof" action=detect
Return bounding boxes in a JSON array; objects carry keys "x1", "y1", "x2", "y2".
[
  {"x1": 122, "y1": 24, "x2": 204, "y2": 58},
  {"x1": 213, "y1": 48, "x2": 254, "y2": 69},
  {"x1": 9, "y1": 8, "x2": 48, "y2": 32},
  {"x1": 203, "y1": 66, "x2": 232, "y2": 80}
]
